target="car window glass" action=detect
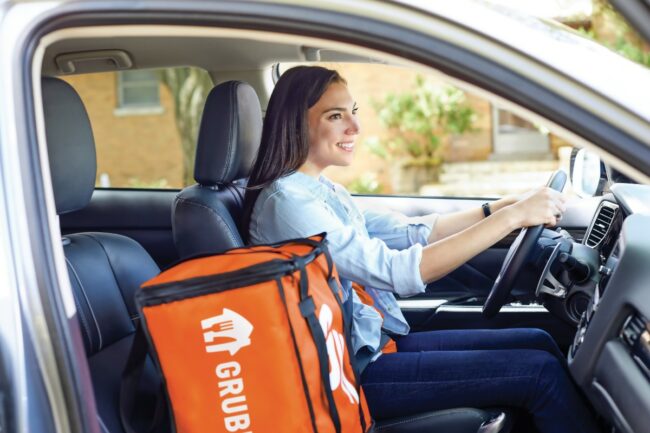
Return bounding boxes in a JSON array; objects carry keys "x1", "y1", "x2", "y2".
[
  {"x1": 63, "y1": 67, "x2": 213, "y2": 189},
  {"x1": 279, "y1": 62, "x2": 576, "y2": 198}
]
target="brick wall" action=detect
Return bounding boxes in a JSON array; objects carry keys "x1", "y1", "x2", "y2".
[{"x1": 63, "y1": 72, "x2": 185, "y2": 188}]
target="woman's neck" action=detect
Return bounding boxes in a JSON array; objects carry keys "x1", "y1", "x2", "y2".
[{"x1": 297, "y1": 162, "x2": 322, "y2": 178}]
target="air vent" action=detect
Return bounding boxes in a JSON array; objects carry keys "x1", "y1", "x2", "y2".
[
  {"x1": 585, "y1": 202, "x2": 618, "y2": 248},
  {"x1": 621, "y1": 314, "x2": 647, "y2": 347},
  {"x1": 621, "y1": 313, "x2": 650, "y2": 382}
]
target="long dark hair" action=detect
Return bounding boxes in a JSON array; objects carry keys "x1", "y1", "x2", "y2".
[{"x1": 242, "y1": 66, "x2": 345, "y2": 239}]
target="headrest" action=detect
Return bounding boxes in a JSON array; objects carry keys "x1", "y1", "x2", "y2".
[
  {"x1": 42, "y1": 77, "x2": 96, "y2": 215},
  {"x1": 194, "y1": 81, "x2": 262, "y2": 185}
]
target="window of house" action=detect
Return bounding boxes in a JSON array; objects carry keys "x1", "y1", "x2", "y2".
[
  {"x1": 63, "y1": 66, "x2": 213, "y2": 189},
  {"x1": 115, "y1": 70, "x2": 162, "y2": 113}
]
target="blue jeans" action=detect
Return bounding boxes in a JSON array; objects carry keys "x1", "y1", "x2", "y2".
[{"x1": 361, "y1": 328, "x2": 600, "y2": 433}]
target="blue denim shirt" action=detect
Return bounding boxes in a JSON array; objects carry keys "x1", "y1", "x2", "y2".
[{"x1": 249, "y1": 171, "x2": 437, "y2": 361}]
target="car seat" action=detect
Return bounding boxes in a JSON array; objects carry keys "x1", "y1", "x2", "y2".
[{"x1": 172, "y1": 80, "x2": 261, "y2": 259}]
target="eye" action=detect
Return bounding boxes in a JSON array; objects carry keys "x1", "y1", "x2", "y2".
[
  {"x1": 352, "y1": 106, "x2": 359, "y2": 115},
  {"x1": 328, "y1": 113, "x2": 342, "y2": 120}
]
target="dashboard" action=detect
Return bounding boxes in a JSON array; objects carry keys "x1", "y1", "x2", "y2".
[{"x1": 567, "y1": 184, "x2": 650, "y2": 433}]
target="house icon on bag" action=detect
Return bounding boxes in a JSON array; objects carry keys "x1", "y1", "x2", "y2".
[{"x1": 201, "y1": 308, "x2": 254, "y2": 355}]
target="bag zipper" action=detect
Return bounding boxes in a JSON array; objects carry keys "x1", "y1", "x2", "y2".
[
  {"x1": 137, "y1": 250, "x2": 320, "y2": 307},
  {"x1": 160, "y1": 233, "x2": 327, "y2": 271}
]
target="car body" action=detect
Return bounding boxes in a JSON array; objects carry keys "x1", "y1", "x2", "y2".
[{"x1": 1, "y1": 1, "x2": 650, "y2": 432}]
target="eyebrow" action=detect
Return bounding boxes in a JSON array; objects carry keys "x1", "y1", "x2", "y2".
[
  {"x1": 322, "y1": 107, "x2": 346, "y2": 114},
  {"x1": 322, "y1": 104, "x2": 358, "y2": 114}
]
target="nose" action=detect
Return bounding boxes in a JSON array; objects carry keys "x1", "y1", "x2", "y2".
[{"x1": 347, "y1": 115, "x2": 361, "y2": 135}]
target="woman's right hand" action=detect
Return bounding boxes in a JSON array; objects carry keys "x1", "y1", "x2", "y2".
[{"x1": 507, "y1": 187, "x2": 567, "y2": 228}]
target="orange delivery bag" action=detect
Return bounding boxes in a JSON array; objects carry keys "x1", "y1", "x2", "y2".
[{"x1": 132, "y1": 234, "x2": 372, "y2": 433}]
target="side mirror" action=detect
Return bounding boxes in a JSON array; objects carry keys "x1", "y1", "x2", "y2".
[{"x1": 569, "y1": 148, "x2": 607, "y2": 197}]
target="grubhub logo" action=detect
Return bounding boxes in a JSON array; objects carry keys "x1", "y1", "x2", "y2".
[
  {"x1": 201, "y1": 308, "x2": 254, "y2": 355},
  {"x1": 201, "y1": 309, "x2": 254, "y2": 432},
  {"x1": 319, "y1": 304, "x2": 359, "y2": 404}
]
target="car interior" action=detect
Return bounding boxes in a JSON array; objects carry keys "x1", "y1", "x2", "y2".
[{"x1": 32, "y1": 12, "x2": 650, "y2": 433}]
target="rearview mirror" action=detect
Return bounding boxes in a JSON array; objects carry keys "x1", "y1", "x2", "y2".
[{"x1": 569, "y1": 148, "x2": 607, "y2": 197}]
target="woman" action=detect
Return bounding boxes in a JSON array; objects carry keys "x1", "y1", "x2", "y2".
[{"x1": 243, "y1": 66, "x2": 600, "y2": 433}]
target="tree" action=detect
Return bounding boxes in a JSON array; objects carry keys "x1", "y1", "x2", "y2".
[
  {"x1": 366, "y1": 76, "x2": 478, "y2": 193},
  {"x1": 369, "y1": 76, "x2": 477, "y2": 165},
  {"x1": 160, "y1": 67, "x2": 214, "y2": 186},
  {"x1": 588, "y1": 0, "x2": 650, "y2": 67}
]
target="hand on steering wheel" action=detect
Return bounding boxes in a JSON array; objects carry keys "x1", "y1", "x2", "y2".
[{"x1": 482, "y1": 170, "x2": 567, "y2": 318}]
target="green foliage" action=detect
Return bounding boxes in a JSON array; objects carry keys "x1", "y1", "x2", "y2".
[
  {"x1": 611, "y1": 37, "x2": 650, "y2": 67},
  {"x1": 579, "y1": 25, "x2": 650, "y2": 68},
  {"x1": 370, "y1": 76, "x2": 477, "y2": 164},
  {"x1": 576, "y1": 27, "x2": 596, "y2": 39},
  {"x1": 577, "y1": 1, "x2": 650, "y2": 70},
  {"x1": 346, "y1": 174, "x2": 383, "y2": 194}
]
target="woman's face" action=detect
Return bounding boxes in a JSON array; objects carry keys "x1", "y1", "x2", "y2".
[{"x1": 304, "y1": 81, "x2": 360, "y2": 175}]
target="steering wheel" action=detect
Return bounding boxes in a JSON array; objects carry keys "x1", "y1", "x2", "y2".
[{"x1": 482, "y1": 170, "x2": 567, "y2": 318}]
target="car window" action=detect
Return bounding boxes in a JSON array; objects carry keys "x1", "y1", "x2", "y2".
[
  {"x1": 279, "y1": 62, "x2": 573, "y2": 198},
  {"x1": 63, "y1": 66, "x2": 212, "y2": 189}
]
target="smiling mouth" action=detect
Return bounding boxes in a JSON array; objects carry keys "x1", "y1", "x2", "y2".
[{"x1": 336, "y1": 142, "x2": 354, "y2": 151}]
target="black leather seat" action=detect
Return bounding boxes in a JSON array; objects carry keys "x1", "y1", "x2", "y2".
[
  {"x1": 173, "y1": 80, "x2": 511, "y2": 433},
  {"x1": 172, "y1": 80, "x2": 262, "y2": 259},
  {"x1": 43, "y1": 77, "x2": 163, "y2": 433}
]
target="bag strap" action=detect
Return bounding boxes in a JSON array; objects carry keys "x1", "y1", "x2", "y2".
[
  {"x1": 331, "y1": 278, "x2": 370, "y2": 432},
  {"x1": 317, "y1": 242, "x2": 369, "y2": 432},
  {"x1": 119, "y1": 323, "x2": 166, "y2": 433},
  {"x1": 297, "y1": 263, "x2": 342, "y2": 433}
]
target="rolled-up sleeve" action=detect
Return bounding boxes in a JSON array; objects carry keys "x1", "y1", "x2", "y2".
[
  {"x1": 363, "y1": 209, "x2": 438, "y2": 249},
  {"x1": 253, "y1": 188, "x2": 427, "y2": 297},
  {"x1": 405, "y1": 212, "x2": 440, "y2": 243}
]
